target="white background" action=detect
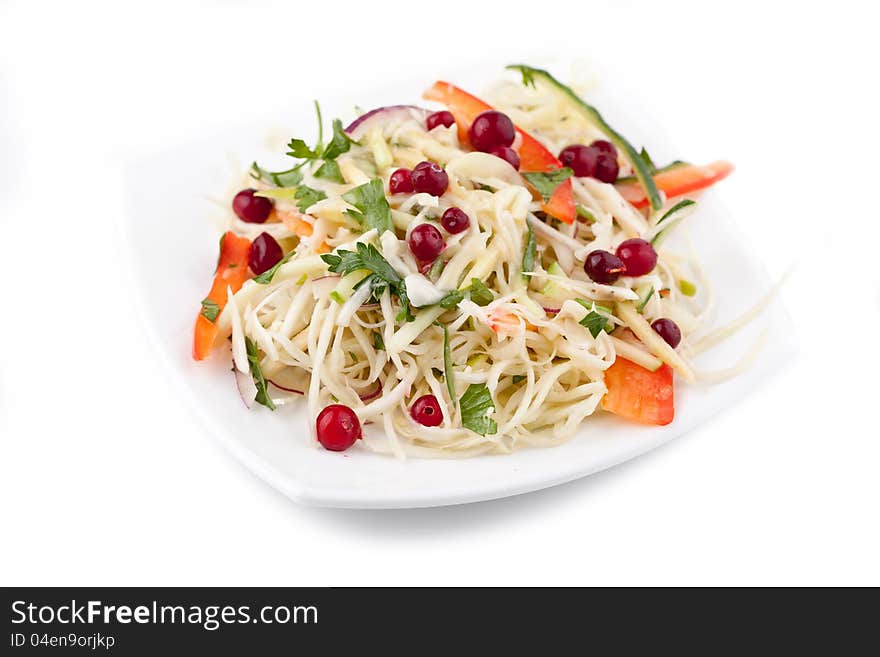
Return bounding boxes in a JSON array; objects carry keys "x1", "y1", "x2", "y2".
[{"x1": 1, "y1": 0, "x2": 878, "y2": 585}]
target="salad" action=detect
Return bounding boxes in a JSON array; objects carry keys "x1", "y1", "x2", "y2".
[{"x1": 193, "y1": 64, "x2": 739, "y2": 457}]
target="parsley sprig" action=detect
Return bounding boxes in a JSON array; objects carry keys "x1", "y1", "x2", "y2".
[
  {"x1": 523, "y1": 168, "x2": 573, "y2": 201},
  {"x1": 342, "y1": 178, "x2": 393, "y2": 235},
  {"x1": 321, "y1": 243, "x2": 413, "y2": 321},
  {"x1": 575, "y1": 299, "x2": 614, "y2": 338},
  {"x1": 459, "y1": 384, "x2": 497, "y2": 436}
]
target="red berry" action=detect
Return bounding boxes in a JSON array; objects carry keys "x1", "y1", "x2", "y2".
[
  {"x1": 488, "y1": 144, "x2": 520, "y2": 170},
  {"x1": 426, "y1": 110, "x2": 455, "y2": 130},
  {"x1": 584, "y1": 250, "x2": 626, "y2": 284},
  {"x1": 441, "y1": 207, "x2": 470, "y2": 234},
  {"x1": 248, "y1": 232, "x2": 284, "y2": 275},
  {"x1": 558, "y1": 144, "x2": 599, "y2": 178},
  {"x1": 389, "y1": 168, "x2": 414, "y2": 194},
  {"x1": 409, "y1": 223, "x2": 445, "y2": 262},
  {"x1": 411, "y1": 161, "x2": 448, "y2": 196},
  {"x1": 591, "y1": 139, "x2": 617, "y2": 158},
  {"x1": 232, "y1": 189, "x2": 273, "y2": 224},
  {"x1": 410, "y1": 394, "x2": 443, "y2": 427},
  {"x1": 594, "y1": 152, "x2": 620, "y2": 183},
  {"x1": 468, "y1": 110, "x2": 515, "y2": 152},
  {"x1": 615, "y1": 238, "x2": 657, "y2": 277},
  {"x1": 651, "y1": 318, "x2": 682, "y2": 348},
  {"x1": 315, "y1": 404, "x2": 362, "y2": 451}
]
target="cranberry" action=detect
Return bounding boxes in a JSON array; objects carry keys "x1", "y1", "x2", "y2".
[
  {"x1": 584, "y1": 250, "x2": 626, "y2": 284},
  {"x1": 594, "y1": 152, "x2": 620, "y2": 183},
  {"x1": 426, "y1": 110, "x2": 455, "y2": 131},
  {"x1": 441, "y1": 207, "x2": 470, "y2": 234},
  {"x1": 651, "y1": 318, "x2": 682, "y2": 349},
  {"x1": 410, "y1": 394, "x2": 443, "y2": 427},
  {"x1": 389, "y1": 168, "x2": 414, "y2": 194},
  {"x1": 558, "y1": 144, "x2": 599, "y2": 178},
  {"x1": 408, "y1": 223, "x2": 445, "y2": 262},
  {"x1": 315, "y1": 404, "x2": 362, "y2": 451},
  {"x1": 411, "y1": 161, "x2": 448, "y2": 196},
  {"x1": 591, "y1": 139, "x2": 617, "y2": 158},
  {"x1": 615, "y1": 238, "x2": 657, "y2": 277},
  {"x1": 468, "y1": 110, "x2": 515, "y2": 152},
  {"x1": 232, "y1": 189, "x2": 273, "y2": 224},
  {"x1": 248, "y1": 232, "x2": 284, "y2": 275},
  {"x1": 488, "y1": 144, "x2": 520, "y2": 170}
]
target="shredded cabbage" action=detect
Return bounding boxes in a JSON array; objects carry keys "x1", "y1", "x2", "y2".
[{"x1": 204, "y1": 72, "x2": 772, "y2": 457}]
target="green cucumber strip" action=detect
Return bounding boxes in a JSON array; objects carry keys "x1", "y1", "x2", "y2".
[
  {"x1": 330, "y1": 269, "x2": 371, "y2": 304},
  {"x1": 615, "y1": 160, "x2": 689, "y2": 185},
  {"x1": 443, "y1": 325, "x2": 456, "y2": 405},
  {"x1": 678, "y1": 279, "x2": 697, "y2": 297},
  {"x1": 636, "y1": 284, "x2": 655, "y2": 313},
  {"x1": 507, "y1": 64, "x2": 663, "y2": 211}
]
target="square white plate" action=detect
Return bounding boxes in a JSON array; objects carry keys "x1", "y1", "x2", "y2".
[{"x1": 123, "y1": 68, "x2": 795, "y2": 508}]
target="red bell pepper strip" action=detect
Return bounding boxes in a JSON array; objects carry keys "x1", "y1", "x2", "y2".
[
  {"x1": 424, "y1": 81, "x2": 576, "y2": 224},
  {"x1": 193, "y1": 231, "x2": 251, "y2": 360},
  {"x1": 616, "y1": 160, "x2": 734, "y2": 209},
  {"x1": 601, "y1": 357, "x2": 674, "y2": 426}
]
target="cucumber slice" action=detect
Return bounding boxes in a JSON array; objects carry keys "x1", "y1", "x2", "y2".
[
  {"x1": 330, "y1": 269, "x2": 371, "y2": 304},
  {"x1": 507, "y1": 64, "x2": 663, "y2": 211},
  {"x1": 635, "y1": 284, "x2": 655, "y2": 313},
  {"x1": 542, "y1": 261, "x2": 566, "y2": 296},
  {"x1": 615, "y1": 160, "x2": 689, "y2": 185},
  {"x1": 678, "y1": 279, "x2": 697, "y2": 297}
]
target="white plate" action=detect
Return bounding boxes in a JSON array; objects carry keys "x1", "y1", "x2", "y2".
[{"x1": 123, "y1": 68, "x2": 795, "y2": 508}]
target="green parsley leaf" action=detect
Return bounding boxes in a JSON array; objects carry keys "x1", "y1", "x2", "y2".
[
  {"x1": 321, "y1": 119, "x2": 354, "y2": 160},
  {"x1": 512, "y1": 374, "x2": 527, "y2": 384},
  {"x1": 523, "y1": 168, "x2": 573, "y2": 201},
  {"x1": 438, "y1": 289, "x2": 464, "y2": 309},
  {"x1": 443, "y1": 324, "x2": 456, "y2": 405},
  {"x1": 294, "y1": 185, "x2": 327, "y2": 213},
  {"x1": 253, "y1": 251, "x2": 295, "y2": 284},
  {"x1": 576, "y1": 300, "x2": 613, "y2": 338},
  {"x1": 321, "y1": 243, "x2": 412, "y2": 321},
  {"x1": 314, "y1": 159, "x2": 345, "y2": 183},
  {"x1": 459, "y1": 383, "x2": 497, "y2": 436},
  {"x1": 245, "y1": 337, "x2": 275, "y2": 410},
  {"x1": 372, "y1": 331, "x2": 385, "y2": 350},
  {"x1": 342, "y1": 178, "x2": 393, "y2": 235},
  {"x1": 581, "y1": 311, "x2": 610, "y2": 338},
  {"x1": 321, "y1": 242, "x2": 401, "y2": 283},
  {"x1": 286, "y1": 138, "x2": 319, "y2": 160},
  {"x1": 467, "y1": 279, "x2": 494, "y2": 307},
  {"x1": 250, "y1": 162, "x2": 304, "y2": 188},
  {"x1": 200, "y1": 298, "x2": 220, "y2": 323},
  {"x1": 522, "y1": 220, "x2": 536, "y2": 278}
]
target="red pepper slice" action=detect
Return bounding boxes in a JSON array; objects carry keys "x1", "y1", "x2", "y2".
[
  {"x1": 616, "y1": 161, "x2": 734, "y2": 209},
  {"x1": 424, "y1": 81, "x2": 576, "y2": 224},
  {"x1": 192, "y1": 231, "x2": 251, "y2": 360},
  {"x1": 601, "y1": 357, "x2": 674, "y2": 426}
]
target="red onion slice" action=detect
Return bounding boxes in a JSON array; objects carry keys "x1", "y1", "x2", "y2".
[
  {"x1": 345, "y1": 105, "x2": 429, "y2": 140},
  {"x1": 358, "y1": 380, "x2": 383, "y2": 402},
  {"x1": 268, "y1": 380, "x2": 304, "y2": 395}
]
